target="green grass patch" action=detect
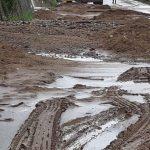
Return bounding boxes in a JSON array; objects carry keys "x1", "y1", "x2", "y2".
[{"x1": 8, "y1": 11, "x2": 33, "y2": 21}]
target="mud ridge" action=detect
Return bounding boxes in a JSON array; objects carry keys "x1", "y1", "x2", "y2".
[
  {"x1": 103, "y1": 88, "x2": 150, "y2": 150},
  {"x1": 9, "y1": 98, "x2": 72, "y2": 150},
  {"x1": 117, "y1": 67, "x2": 150, "y2": 83}
]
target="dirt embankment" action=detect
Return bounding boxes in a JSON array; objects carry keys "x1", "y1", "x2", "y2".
[
  {"x1": 101, "y1": 17, "x2": 150, "y2": 59},
  {"x1": 0, "y1": 3, "x2": 149, "y2": 61}
]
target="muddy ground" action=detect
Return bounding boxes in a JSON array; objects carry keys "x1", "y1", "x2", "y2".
[
  {"x1": 0, "y1": 3, "x2": 150, "y2": 61},
  {"x1": 0, "y1": 2, "x2": 150, "y2": 150}
]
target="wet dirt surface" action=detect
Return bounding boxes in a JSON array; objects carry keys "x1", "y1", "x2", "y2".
[
  {"x1": 0, "y1": 2, "x2": 150, "y2": 150},
  {"x1": 6, "y1": 58, "x2": 150, "y2": 150},
  {"x1": 0, "y1": 2, "x2": 150, "y2": 61}
]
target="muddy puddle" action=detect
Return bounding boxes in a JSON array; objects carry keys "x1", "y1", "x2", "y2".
[
  {"x1": 122, "y1": 94, "x2": 145, "y2": 103},
  {"x1": 61, "y1": 101, "x2": 113, "y2": 124},
  {"x1": 0, "y1": 53, "x2": 150, "y2": 150},
  {"x1": 83, "y1": 114, "x2": 139, "y2": 150},
  {"x1": 61, "y1": 115, "x2": 139, "y2": 150}
]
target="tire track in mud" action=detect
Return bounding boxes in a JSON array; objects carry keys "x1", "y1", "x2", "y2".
[
  {"x1": 103, "y1": 87, "x2": 141, "y2": 113},
  {"x1": 50, "y1": 86, "x2": 147, "y2": 150},
  {"x1": 104, "y1": 88, "x2": 150, "y2": 150},
  {"x1": 9, "y1": 98, "x2": 71, "y2": 150},
  {"x1": 122, "y1": 96, "x2": 150, "y2": 150},
  {"x1": 8, "y1": 87, "x2": 150, "y2": 150},
  {"x1": 59, "y1": 106, "x2": 130, "y2": 150},
  {"x1": 8, "y1": 80, "x2": 150, "y2": 150}
]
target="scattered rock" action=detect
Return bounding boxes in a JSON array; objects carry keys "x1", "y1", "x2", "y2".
[
  {"x1": 91, "y1": 90, "x2": 104, "y2": 96},
  {"x1": 0, "y1": 118, "x2": 14, "y2": 122},
  {"x1": 0, "y1": 108, "x2": 5, "y2": 112},
  {"x1": 0, "y1": 84, "x2": 8, "y2": 87},
  {"x1": 0, "y1": 103, "x2": 9, "y2": 106},
  {"x1": 10, "y1": 102, "x2": 24, "y2": 107},
  {"x1": 73, "y1": 84, "x2": 87, "y2": 89}
]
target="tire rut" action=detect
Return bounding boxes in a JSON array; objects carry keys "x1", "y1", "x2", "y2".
[{"x1": 9, "y1": 98, "x2": 71, "y2": 150}]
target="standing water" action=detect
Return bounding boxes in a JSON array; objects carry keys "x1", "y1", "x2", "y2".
[{"x1": 0, "y1": 53, "x2": 150, "y2": 150}]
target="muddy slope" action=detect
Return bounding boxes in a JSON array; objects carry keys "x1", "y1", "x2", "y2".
[{"x1": 102, "y1": 17, "x2": 150, "y2": 58}]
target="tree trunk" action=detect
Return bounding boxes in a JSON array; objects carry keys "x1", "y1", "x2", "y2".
[
  {"x1": 0, "y1": 0, "x2": 33, "y2": 20},
  {"x1": 0, "y1": 0, "x2": 5, "y2": 20}
]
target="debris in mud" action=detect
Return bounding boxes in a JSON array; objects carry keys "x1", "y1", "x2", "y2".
[
  {"x1": 0, "y1": 103, "x2": 9, "y2": 106},
  {"x1": 73, "y1": 84, "x2": 87, "y2": 89},
  {"x1": 118, "y1": 67, "x2": 150, "y2": 83},
  {"x1": 38, "y1": 72, "x2": 56, "y2": 85},
  {"x1": 91, "y1": 89, "x2": 105, "y2": 96},
  {"x1": 0, "y1": 108, "x2": 5, "y2": 112},
  {"x1": 0, "y1": 83, "x2": 8, "y2": 87},
  {"x1": 0, "y1": 118, "x2": 14, "y2": 122},
  {"x1": 18, "y1": 86, "x2": 50, "y2": 93},
  {"x1": 10, "y1": 102, "x2": 25, "y2": 107},
  {"x1": 83, "y1": 48, "x2": 99, "y2": 58}
]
